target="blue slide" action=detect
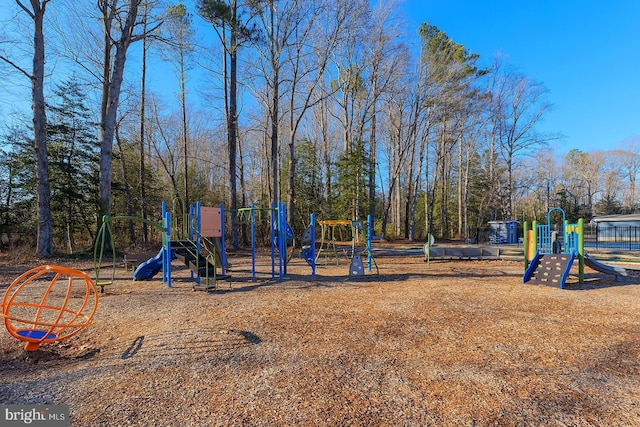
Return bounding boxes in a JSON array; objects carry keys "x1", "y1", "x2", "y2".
[{"x1": 133, "y1": 248, "x2": 165, "y2": 281}]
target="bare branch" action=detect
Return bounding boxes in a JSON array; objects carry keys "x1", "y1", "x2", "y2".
[
  {"x1": 0, "y1": 54, "x2": 32, "y2": 80},
  {"x1": 15, "y1": 0, "x2": 35, "y2": 20}
]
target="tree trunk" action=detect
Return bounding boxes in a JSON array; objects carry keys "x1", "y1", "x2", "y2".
[
  {"x1": 439, "y1": 119, "x2": 447, "y2": 238},
  {"x1": 181, "y1": 42, "x2": 189, "y2": 215},
  {"x1": 99, "y1": 0, "x2": 139, "y2": 222},
  {"x1": 32, "y1": 0, "x2": 53, "y2": 256},
  {"x1": 457, "y1": 125, "x2": 463, "y2": 240},
  {"x1": 321, "y1": 99, "x2": 331, "y2": 206},
  {"x1": 139, "y1": 4, "x2": 148, "y2": 243},
  {"x1": 287, "y1": 128, "x2": 296, "y2": 226},
  {"x1": 369, "y1": 103, "x2": 377, "y2": 221},
  {"x1": 228, "y1": 41, "x2": 239, "y2": 248},
  {"x1": 271, "y1": 73, "x2": 279, "y2": 207}
]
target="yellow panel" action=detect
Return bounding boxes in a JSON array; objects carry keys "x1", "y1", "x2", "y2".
[
  {"x1": 318, "y1": 220, "x2": 351, "y2": 226},
  {"x1": 526, "y1": 230, "x2": 536, "y2": 261}
]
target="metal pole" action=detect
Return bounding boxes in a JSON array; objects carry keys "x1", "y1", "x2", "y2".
[
  {"x1": 220, "y1": 205, "x2": 226, "y2": 277},
  {"x1": 367, "y1": 214, "x2": 373, "y2": 271},
  {"x1": 310, "y1": 213, "x2": 316, "y2": 276}
]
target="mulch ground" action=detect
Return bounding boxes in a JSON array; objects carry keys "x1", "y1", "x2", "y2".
[{"x1": 0, "y1": 246, "x2": 638, "y2": 426}]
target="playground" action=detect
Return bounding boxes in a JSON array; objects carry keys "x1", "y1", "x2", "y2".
[{"x1": 0, "y1": 244, "x2": 638, "y2": 426}]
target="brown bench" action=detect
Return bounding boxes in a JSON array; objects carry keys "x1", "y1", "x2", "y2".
[{"x1": 123, "y1": 251, "x2": 160, "y2": 271}]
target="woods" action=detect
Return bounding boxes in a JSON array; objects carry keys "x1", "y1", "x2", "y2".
[{"x1": 0, "y1": 0, "x2": 638, "y2": 255}]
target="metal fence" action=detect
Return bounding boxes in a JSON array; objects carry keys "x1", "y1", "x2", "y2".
[
  {"x1": 584, "y1": 224, "x2": 640, "y2": 252},
  {"x1": 465, "y1": 224, "x2": 640, "y2": 252}
]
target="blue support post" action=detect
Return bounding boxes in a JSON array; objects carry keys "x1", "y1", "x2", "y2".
[
  {"x1": 277, "y1": 203, "x2": 283, "y2": 279},
  {"x1": 310, "y1": 213, "x2": 316, "y2": 276},
  {"x1": 188, "y1": 204, "x2": 195, "y2": 282},
  {"x1": 279, "y1": 202, "x2": 287, "y2": 278},
  {"x1": 220, "y1": 204, "x2": 226, "y2": 276},
  {"x1": 270, "y1": 205, "x2": 276, "y2": 278},
  {"x1": 166, "y1": 211, "x2": 172, "y2": 288},
  {"x1": 367, "y1": 214, "x2": 373, "y2": 271}
]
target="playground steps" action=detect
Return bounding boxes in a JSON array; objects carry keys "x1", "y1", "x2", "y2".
[
  {"x1": 171, "y1": 240, "x2": 219, "y2": 279},
  {"x1": 526, "y1": 254, "x2": 574, "y2": 288}
]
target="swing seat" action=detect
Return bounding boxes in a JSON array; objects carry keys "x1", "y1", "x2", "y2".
[{"x1": 95, "y1": 280, "x2": 113, "y2": 294}]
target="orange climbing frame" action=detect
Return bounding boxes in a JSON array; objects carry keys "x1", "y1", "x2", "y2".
[{"x1": 1, "y1": 265, "x2": 99, "y2": 351}]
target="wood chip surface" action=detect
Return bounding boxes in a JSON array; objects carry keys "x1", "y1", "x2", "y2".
[{"x1": 1, "y1": 248, "x2": 638, "y2": 426}]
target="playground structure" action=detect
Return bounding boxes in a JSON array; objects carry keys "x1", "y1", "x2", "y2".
[
  {"x1": 523, "y1": 208, "x2": 628, "y2": 288},
  {"x1": 235, "y1": 207, "x2": 377, "y2": 279},
  {"x1": 305, "y1": 215, "x2": 378, "y2": 277},
  {"x1": 237, "y1": 202, "x2": 293, "y2": 280},
  {"x1": 0, "y1": 265, "x2": 99, "y2": 351},
  {"x1": 94, "y1": 201, "x2": 227, "y2": 291},
  {"x1": 94, "y1": 200, "x2": 380, "y2": 290}
]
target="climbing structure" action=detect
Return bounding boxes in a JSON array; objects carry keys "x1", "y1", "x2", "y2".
[
  {"x1": 523, "y1": 208, "x2": 584, "y2": 289},
  {"x1": 128, "y1": 202, "x2": 226, "y2": 290},
  {"x1": 524, "y1": 252, "x2": 576, "y2": 287}
]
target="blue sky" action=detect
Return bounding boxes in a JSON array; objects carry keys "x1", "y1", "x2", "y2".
[
  {"x1": 1, "y1": 1, "x2": 638, "y2": 155},
  {"x1": 400, "y1": 0, "x2": 640, "y2": 154}
]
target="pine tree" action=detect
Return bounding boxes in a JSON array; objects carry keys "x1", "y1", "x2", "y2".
[{"x1": 47, "y1": 79, "x2": 100, "y2": 253}]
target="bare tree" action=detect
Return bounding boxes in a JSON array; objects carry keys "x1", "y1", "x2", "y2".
[
  {"x1": 147, "y1": 95, "x2": 184, "y2": 203},
  {"x1": 162, "y1": 3, "x2": 195, "y2": 218},
  {"x1": 246, "y1": 0, "x2": 299, "y2": 216},
  {"x1": 97, "y1": 0, "x2": 161, "y2": 221},
  {"x1": 561, "y1": 149, "x2": 605, "y2": 217},
  {"x1": 139, "y1": 1, "x2": 150, "y2": 243},
  {"x1": 367, "y1": 0, "x2": 405, "y2": 225},
  {"x1": 0, "y1": 0, "x2": 53, "y2": 256},
  {"x1": 198, "y1": 0, "x2": 260, "y2": 249},
  {"x1": 616, "y1": 136, "x2": 640, "y2": 211},
  {"x1": 284, "y1": 0, "x2": 348, "y2": 226},
  {"x1": 494, "y1": 65, "x2": 553, "y2": 219}
]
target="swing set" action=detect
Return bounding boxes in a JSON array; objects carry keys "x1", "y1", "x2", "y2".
[
  {"x1": 93, "y1": 214, "x2": 166, "y2": 293},
  {"x1": 309, "y1": 214, "x2": 378, "y2": 277}
]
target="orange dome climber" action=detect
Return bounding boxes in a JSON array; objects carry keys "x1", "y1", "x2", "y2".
[{"x1": 1, "y1": 265, "x2": 99, "y2": 351}]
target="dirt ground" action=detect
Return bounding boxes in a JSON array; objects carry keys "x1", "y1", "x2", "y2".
[{"x1": 0, "y1": 245, "x2": 639, "y2": 426}]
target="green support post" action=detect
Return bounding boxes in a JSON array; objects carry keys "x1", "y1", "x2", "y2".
[{"x1": 578, "y1": 218, "x2": 584, "y2": 284}]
